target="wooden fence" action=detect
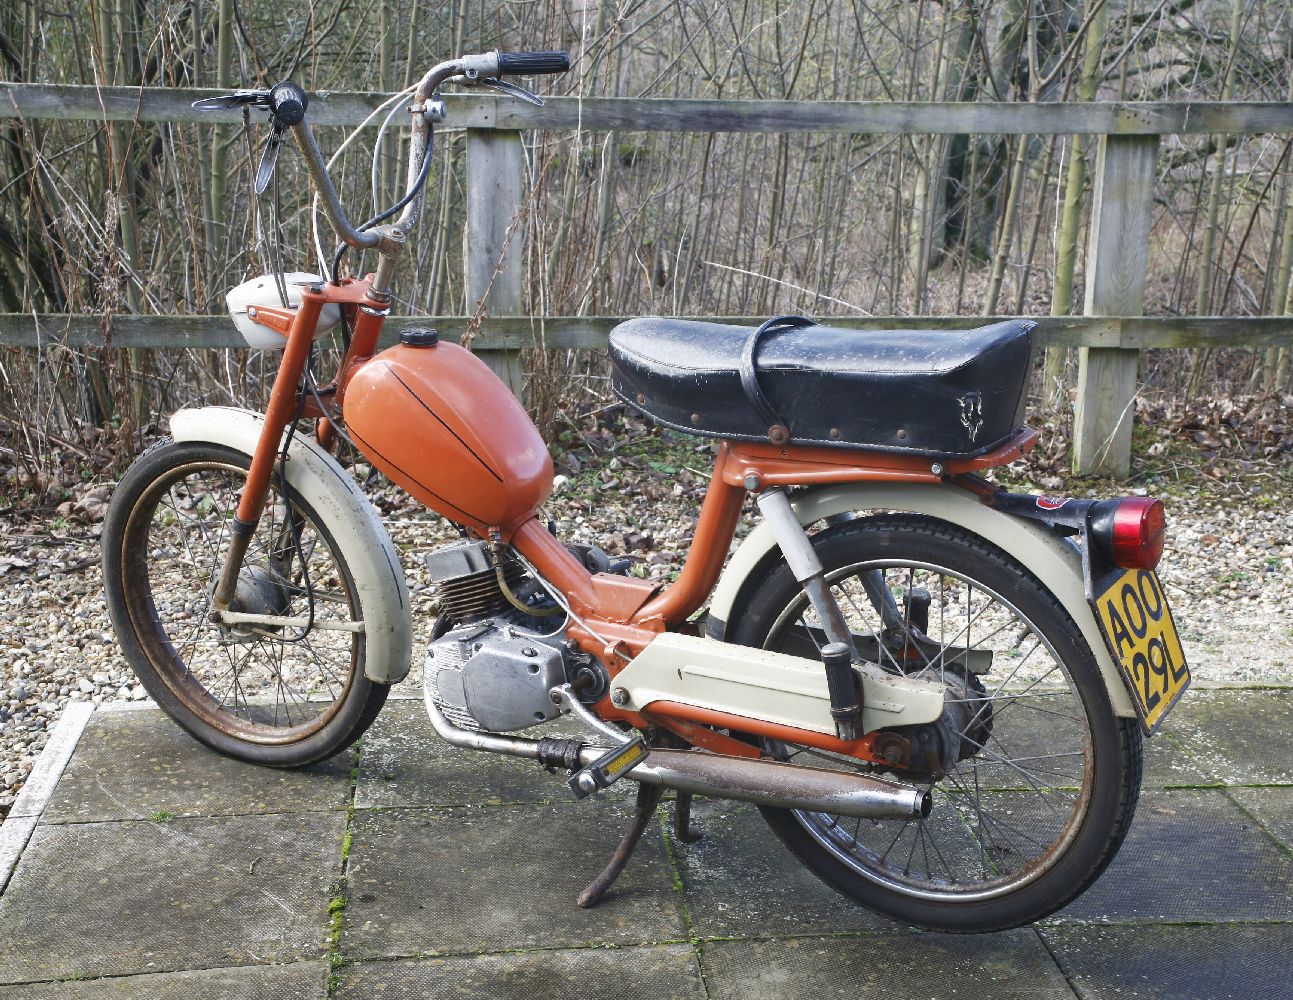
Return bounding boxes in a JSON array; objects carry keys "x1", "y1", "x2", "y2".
[{"x1": 5, "y1": 83, "x2": 1293, "y2": 477}]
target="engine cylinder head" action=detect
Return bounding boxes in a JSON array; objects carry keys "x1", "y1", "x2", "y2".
[{"x1": 426, "y1": 540, "x2": 525, "y2": 625}]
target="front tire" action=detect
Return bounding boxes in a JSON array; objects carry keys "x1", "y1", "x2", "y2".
[
  {"x1": 728, "y1": 514, "x2": 1142, "y2": 931},
  {"x1": 102, "y1": 439, "x2": 388, "y2": 767}
]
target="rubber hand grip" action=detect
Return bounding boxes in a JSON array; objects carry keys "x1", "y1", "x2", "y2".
[
  {"x1": 496, "y1": 51, "x2": 570, "y2": 76},
  {"x1": 268, "y1": 81, "x2": 308, "y2": 127}
]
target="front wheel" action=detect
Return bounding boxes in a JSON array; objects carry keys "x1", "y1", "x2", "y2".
[
  {"x1": 728, "y1": 514, "x2": 1142, "y2": 932},
  {"x1": 102, "y1": 439, "x2": 388, "y2": 767}
]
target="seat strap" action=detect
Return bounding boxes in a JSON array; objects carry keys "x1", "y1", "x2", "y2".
[{"x1": 739, "y1": 314, "x2": 817, "y2": 445}]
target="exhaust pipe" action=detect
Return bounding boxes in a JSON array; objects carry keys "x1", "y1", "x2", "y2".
[
  {"x1": 422, "y1": 681, "x2": 930, "y2": 820},
  {"x1": 624, "y1": 746, "x2": 931, "y2": 819}
]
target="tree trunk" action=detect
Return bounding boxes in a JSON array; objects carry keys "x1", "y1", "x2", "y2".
[
  {"x1": 1045, "y1": 0, "x2": 1109, "y2": 409},
  {"x1": 1186, "y1": 0, "x2": 1244, "y2": 399}
]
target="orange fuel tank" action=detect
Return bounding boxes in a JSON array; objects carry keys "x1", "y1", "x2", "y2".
[{"x1": 342, "y1": 339, "x2": 553, "y2": 535}]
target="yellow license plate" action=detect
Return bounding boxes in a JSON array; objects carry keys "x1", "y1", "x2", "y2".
[{"x1": 1092, "y1": 568, "x2": 1190, "y2": 733}]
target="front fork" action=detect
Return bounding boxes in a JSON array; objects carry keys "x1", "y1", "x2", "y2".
[
  {"x1": 210, "y1": 282, "x2": 390, "y2": 613},
  {"x1": 210, "y1": 294, "x2": 326, "y2": 611}
]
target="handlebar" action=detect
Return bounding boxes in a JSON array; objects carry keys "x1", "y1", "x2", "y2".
[
  {"x1": 497, "y1": 50, "x2": 570, "y2": 76},
  {"x1": 191, "y1": 81, "x2": 309, "y2": 129},
  {"x1": 193, "y1": 48, "x2": 571, "y2": 274}
]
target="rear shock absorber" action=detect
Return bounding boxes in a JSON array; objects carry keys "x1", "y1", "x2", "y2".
[{"x1": 757, "y1": 488, "x2": 864, "y2": 740}]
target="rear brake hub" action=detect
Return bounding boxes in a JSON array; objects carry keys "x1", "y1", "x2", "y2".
[{"x1": 884, "y1": 671, "x2": 993, "y2": 778}]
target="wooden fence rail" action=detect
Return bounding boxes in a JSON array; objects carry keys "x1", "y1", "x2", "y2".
[
  {"x1": 4, "y1": 82, "x2": 1293, "y2": 476},
  {"x1": 4, "y1": 313, "x2": 1293, "y2": 352},
  {"x1": 6, "y1": 84, "x2": 1293, "y2": 135}
]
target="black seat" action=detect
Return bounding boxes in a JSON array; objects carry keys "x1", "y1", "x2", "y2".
[{"x1": 608, "y1": 317, "x2": 1035, "y2": 457}]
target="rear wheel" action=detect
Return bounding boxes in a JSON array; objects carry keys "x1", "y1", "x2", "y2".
[
  {"x1": 102, "y1": 440, "x2": 388, "y2": 767},
  {"x1": 728, "y1": 514, "x2": 1142, "y2": 931}
]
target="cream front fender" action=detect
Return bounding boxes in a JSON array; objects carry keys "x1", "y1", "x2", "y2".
[
  {"x1": 706, "y1": 482, "x2": 1135, "y2": 718},
  {"x1": 170, "y1": 406, "x2": 413, "y2": 684}
]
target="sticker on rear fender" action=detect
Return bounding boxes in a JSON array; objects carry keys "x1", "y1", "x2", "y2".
[{"x1": 1090, "y1": 568, "x2": 1190, "y2": 733}]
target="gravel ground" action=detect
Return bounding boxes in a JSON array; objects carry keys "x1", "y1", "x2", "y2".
[{"x1": 2, "y1": 421, "x2": 1290, "y2": 822}]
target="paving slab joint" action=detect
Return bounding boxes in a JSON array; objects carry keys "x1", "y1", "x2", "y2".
[
  {"x1": 324, "y1": 752, "x2": 362, "y2": 997},
  {"x1": 1030, "y1": 923, "x2": 1084, "y2": 999},
  {"x1": 1222, "y1": 788, "x2": 1293, "y2": 862},
  {"x1": 655, "y1": 803, "x2": 714, "y2": 999}
]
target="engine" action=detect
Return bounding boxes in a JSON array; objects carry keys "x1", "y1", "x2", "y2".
[{"x1": 424, "y1": 540, "x2": 598, "y2": 733}]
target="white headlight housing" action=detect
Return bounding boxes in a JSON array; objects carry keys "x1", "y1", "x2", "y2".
[{"x1": 225, "y1": 272, "x2": 342, "y2": 349}]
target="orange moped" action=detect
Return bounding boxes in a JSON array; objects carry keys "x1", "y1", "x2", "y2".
[{"x1": 103, "y1": 50, "x2": 1189, "y2": 931}]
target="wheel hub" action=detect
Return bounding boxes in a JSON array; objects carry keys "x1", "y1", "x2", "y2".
[
  {"x1": 222, "y1": 564, "x2": 292, "y2": 640},
  {"x1": 886, "y1": 671, "x2": 993, "y2": 777}
]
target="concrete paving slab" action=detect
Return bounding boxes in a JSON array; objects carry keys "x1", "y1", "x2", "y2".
[
  {"x1": 342, "y1": 803, "x2": 688, "y2": 958},
  {"x1": 335, "y1": 945, "x2": 705, "y2": 999},
  {"x1": 1042, "y1": 923, "x2": 1293, "y2": 999},
  {"x1": 40, "y1": 710, "x2": 354, "y2": 824},
  {"x1": 1053, "y1": 789, "x2": 1293, "y2": 923},
  {"x1": 0, "y1": 812, "x2": 344, "y2": 983},
  {"x1": 670, "y1": 798, "x2": 897, "y2": 937},
  {"x1": 1228, "y1": 785, "x2": 1293, "y2": 852},
  {"x1": 1160, "y1": 688, "x2": 1293, "y2": 785},
  {"x1": 1139, "y1": 725, "x2": 1215, "y2": 788},
  {"x1": 700, "y1": 930, "x2": 1078, "y2": 1000},
  {"x1": 2, "y1": 689, "x2": 1290, "y2": 998},
  {"x1": 354, "y1": 700, "x2": 630, "y2": 810},
  {"x1": 0, "y1": 962, "x2": 328, "y2": 999}
]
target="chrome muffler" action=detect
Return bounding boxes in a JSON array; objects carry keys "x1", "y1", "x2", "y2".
[
  {"x1": 619, "y1": 747, "x2": 930, "y2": 819},
  {"x1": 422, "y1": 680, "x2": 930, "y2": 820}
]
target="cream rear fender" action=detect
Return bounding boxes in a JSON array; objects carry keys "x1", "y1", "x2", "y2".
[
  {"x1": 169, "y1": 406, "x2": 413, "y2": 685},
  {"x1": 704, "y1": 481, "x2": 1136, "y2": 719}
]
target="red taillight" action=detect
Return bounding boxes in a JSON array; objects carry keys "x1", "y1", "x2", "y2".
[{"x1": 1108, "y1": 496, "x2": 1166, "y2": 570}]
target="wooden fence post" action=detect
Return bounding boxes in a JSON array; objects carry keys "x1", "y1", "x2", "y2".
[
  {"x1": 1073, "y1": 134, "x2": 1159, "y2": 478},
  {"x1": 465, "y1": 128, "x2": 526, "y2": 399}
]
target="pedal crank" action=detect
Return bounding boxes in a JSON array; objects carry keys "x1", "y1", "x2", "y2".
[{"x1": 568, "y1": 735, "x2": 650, "y2": 799}]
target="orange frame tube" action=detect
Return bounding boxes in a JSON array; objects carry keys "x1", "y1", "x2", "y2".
[
  {"x1": 626, "y1": 428, "x2": 1036, "y2": 630},
  {"x1": 508, "y1": 427, "x2": 1038, "y2": 642},
  {"x1": 232, "y1": 277, "x2": 390, "y2": 526},
  {"x1": 523, "y1": 429, "x2": 1037, "y2": 754}
]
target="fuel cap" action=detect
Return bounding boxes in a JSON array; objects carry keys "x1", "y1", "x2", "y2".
[{"x1": 399, "y1": 327, "x2": 439, "y2": 347}]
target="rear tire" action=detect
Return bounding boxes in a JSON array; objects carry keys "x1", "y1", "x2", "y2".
[
  {"x1": 102, "y1": 439, "x2": 388, "y2": 767},
  {"x1": 728, "y1": 513, "x2": 1142, "y2": 931}
]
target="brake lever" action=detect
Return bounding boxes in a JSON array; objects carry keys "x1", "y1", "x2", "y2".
[
  {"x1": 192, "y1": 89, "x2": 271, "y2": 112},
  {"x1": 254, "y1": 123, "x2": 285, "y2": 194},
  {"x1": 473, "y1": 77, "x2": 544, "y2": 107}
]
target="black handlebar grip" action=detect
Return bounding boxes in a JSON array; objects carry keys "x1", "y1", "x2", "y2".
[
  {"x1": 497, "y1": 50, "x2": 570, "y2": 76},
  {"x1": 268, "y1": 81, "x2": 308, "y2": 127}
]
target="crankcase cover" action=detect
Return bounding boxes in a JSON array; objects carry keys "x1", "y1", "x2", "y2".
[
  {"x1": 343, "y1": 342, "x2": 553, "y2": 533},
  {"x1": 461, "y1": 635, "x2": 566, "y2": 732},
  {"x1": 426, "y1": 623, "x2": 566, "y2": 732}
]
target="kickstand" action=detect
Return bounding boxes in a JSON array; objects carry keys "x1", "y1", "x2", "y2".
[
  {"x1": 673, "y1": 791, "x2": 704, "y2": 844},
  {"x1": 577, "y1": 782, "x2": 663, "y2": 909}
]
